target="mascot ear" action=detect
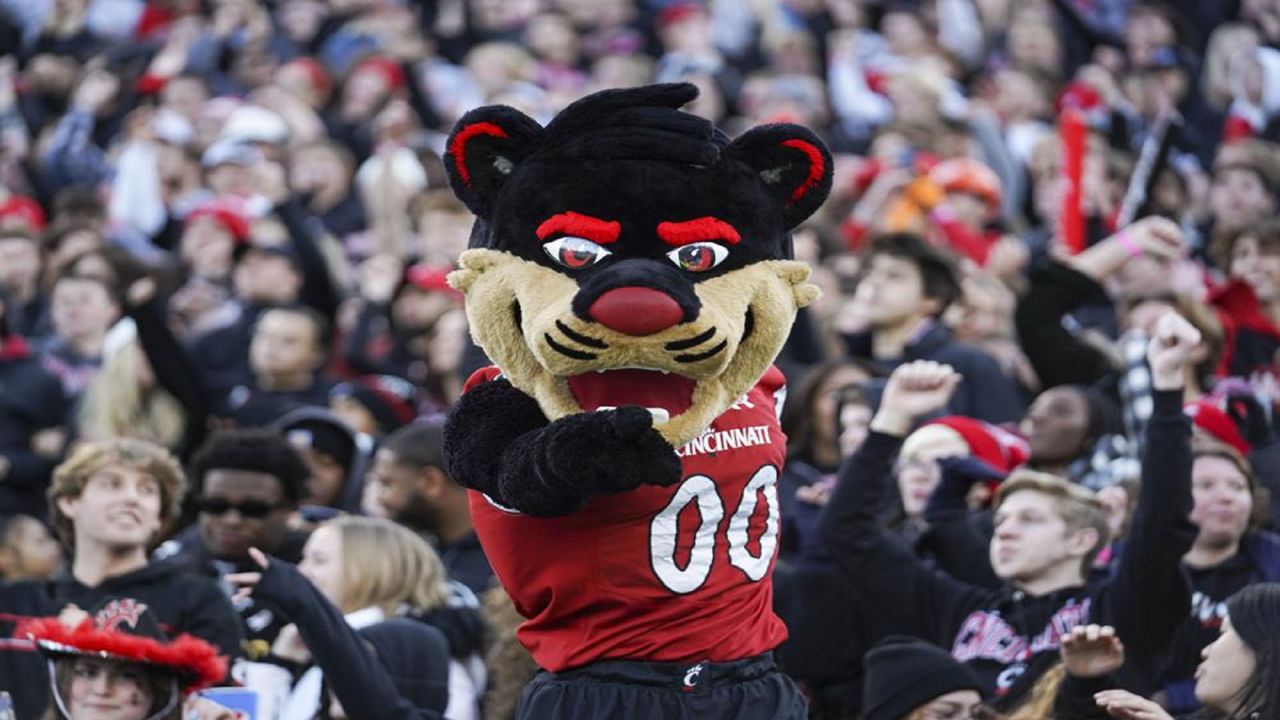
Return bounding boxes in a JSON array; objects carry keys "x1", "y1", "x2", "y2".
[
  {"x1": 725, "y1": 124, "x2": 833, "y2": 229},
  {"x1": 445, "y1": 106, "x2": 544, "y2": 217}
]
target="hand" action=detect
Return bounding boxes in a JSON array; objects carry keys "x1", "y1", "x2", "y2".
[
  {"x1": 1118, "y1": 217, "x2": 1183, "y2": 262},
  {"x1": 872, "y1": 361, "x2": 962, "y2": 436},
  {"x1": 226, "y1": 547, "x2": 269, "y2": 605},
  {"x1": 126, "y1": 278, "x2": 158, "y2": 308},
  {"x1": 56, "y1": 603, "x2": 89, "y2": 629},
  {"x1": 1094, "y1": 690, "x2": 1174, "y2": 719},
  {"x1": 1146, "y1": 311, "x2": 1202, "y2": 390},
  {"x1": 183, "y1": 696, "x2": 245, "y2": 720},
  {"x1": 72, "y1": 69, "x2": 120, "y2": 113},
  {"x1": 985, "y1": 235, "x2": 1030, "y2": 282},
  {"x1": 358, "y1": 254, "x2": 404, "y2": 304},
  {"x1": 795, "y1": 476, "x2": 836, "y2": 507},
  {"x1": 270, "y1": 622, "x2": 311, "y2": 664},
  {"x1": 31, "y1": 427, "x2": 68, "y2": 458},
  {"x1": 1060, "y1": 624, "x2": 1125, "y2": 678}
]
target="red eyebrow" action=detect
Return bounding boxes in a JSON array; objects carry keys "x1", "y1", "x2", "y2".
[
  {"x1": 536, "y1": 212, "x2": 621, "y2": 245},
  {"x1": 656, "y1": 217, "x2": 742, "y2": 247}
]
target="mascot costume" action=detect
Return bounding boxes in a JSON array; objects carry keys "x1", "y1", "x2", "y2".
[{"x1": 442, "y1": 83, "x2": 831, "y2": 719}]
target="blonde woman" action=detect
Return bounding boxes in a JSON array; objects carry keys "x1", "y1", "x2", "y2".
[
  {"x1": 78, "y1": 320, "x2": 186, "y2": 451},
  {"x1": 250, "y1": 517, "x2": 481, "y2": 720}
]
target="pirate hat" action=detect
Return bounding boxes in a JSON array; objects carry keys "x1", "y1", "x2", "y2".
[{"x1": 20, "y1": 596, "x2": 227, "y2": 695}]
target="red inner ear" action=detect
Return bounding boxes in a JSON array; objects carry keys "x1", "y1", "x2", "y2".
[
  {"x1": 449, "y1": 121, "x2": 510, "y2": 185},
  {"x1": 780, "y1": 138, "x2": 825, "y2": 205}
]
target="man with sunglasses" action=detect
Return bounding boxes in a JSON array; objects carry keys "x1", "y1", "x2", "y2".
[
  {"x1": 155, "y1": 428, "x2": 312, "y2": 656},
  {"x1": 0, "y1": 438, "x2": 243, "y2": 719}
]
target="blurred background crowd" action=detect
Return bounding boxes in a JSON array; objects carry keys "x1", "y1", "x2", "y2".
[{"x1": 2, "y1": 0, "x2": 1280, "y2": 718}]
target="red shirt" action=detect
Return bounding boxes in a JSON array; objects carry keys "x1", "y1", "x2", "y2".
[{"x1": 468, "y1": 366, "x2": 791, "y2": 671}]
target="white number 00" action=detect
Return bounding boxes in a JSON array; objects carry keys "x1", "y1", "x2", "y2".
[{"x1": 648, "y1": 465, "x2": 780, "y2": 594}]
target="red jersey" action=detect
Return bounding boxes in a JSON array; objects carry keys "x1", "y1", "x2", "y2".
[{"x1": 467, "y1": 366, "x2": 790, "y2": 671}]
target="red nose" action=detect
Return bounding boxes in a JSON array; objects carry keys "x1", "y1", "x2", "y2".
[{"x1": 588, "y1": 286, "x2": 683, "y2": 335}]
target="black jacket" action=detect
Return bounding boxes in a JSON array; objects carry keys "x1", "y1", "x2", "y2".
[
  {"x1": 1014, "y1": 260, "x2": 1116, "y2": 392},
  {"x1": 844, "y1": 324, "x2": 1025, "y2": 424},
  {"x1": 0, "y1": 337, "x2": 68, "y2": 518},
  {"x1": 819, "y1": 390, "x2": 1196, "y2": 709},
  {"x1": 252, "y1": 557, "x2": 448, "y2": 719}
]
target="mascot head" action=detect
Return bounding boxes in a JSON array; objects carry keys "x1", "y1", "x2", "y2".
[{"x1": 445, "y1": 83, "x2": 831, "y2": 446}]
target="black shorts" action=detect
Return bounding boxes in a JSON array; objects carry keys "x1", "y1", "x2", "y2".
[{"x1": 515, "y1": 652, "x2": 808, "y2": 720}]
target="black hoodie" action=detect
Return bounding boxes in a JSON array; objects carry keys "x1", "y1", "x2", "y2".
[
  {"x1": 819, "y1": 390, "x2": 1196, "y2": 710},
  {"x1": 0, "y1": 556, "x2": 243, "y2": 718}
]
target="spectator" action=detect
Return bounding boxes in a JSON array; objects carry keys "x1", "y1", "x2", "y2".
[
  {"x1": 0, "y1": 227, "x2": 47, "y2": 338},
  {"x1": 241, "y1": 517, "x2": 463, "y2": 720},
  {"x1": 821, "y1": 312, "x2": 1199, "y2": 709},
  {"x1": 329, "y1": 374, "x2": 420, "y2": 438},
  {"x1": 1160, "y1": 438, "x2": 1280, "y2": 714},
  {"x1": 844, "y1": 233, "x2": 1024, "y2": 423},
  {"x1": 0, "y1": 513, "x2": 62, "y2": 580},
  {"x1": 20, "y1": 597, "x2": 231, "y2": 720},
  {"x1": 41, "y1": 270, "x2": 120, "y2": 403},
  {"x1": 155, "y1": 429, "x2": 311, "y2": 653},
  {"x1": 222, "y1": 304, "x2": 334, "y2": 427},
  {"x1": 365, "y1": 421, "x2": 493, "y2": 594},
  {"x1": 0, "y1": 291, "x2": 69, "y2": 518},
  {"x1": 275, "y1": 406, "x2": 370, "y2": 517},
  {"x1": 0, "y1": 439, "x2": 243, "y2": 720},
  {"x1": 859, "y1": 635, "x2": 985, "y2": 720},
  {"x1": 230, "y1": 546, "x2": 451, "y2": 720},
  {"x1": 1095, "y1": 583, "x2": 1280, "y2": 719}
]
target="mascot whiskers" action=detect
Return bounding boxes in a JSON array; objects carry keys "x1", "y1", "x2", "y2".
[{"x1": 442, "y1": 83, "x2": 831, "y2": 719}]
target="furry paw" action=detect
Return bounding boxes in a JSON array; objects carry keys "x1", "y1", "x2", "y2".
[{"x1": 542, "y1": 406, "x2": 683, "y2": 494}]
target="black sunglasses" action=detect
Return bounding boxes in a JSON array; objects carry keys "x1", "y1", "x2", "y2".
[{"x1": 194, "y1": 496, "x2": 284, "y2": 518}]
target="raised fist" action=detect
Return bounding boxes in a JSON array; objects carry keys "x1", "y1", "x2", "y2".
[
  {"x1": 1146, "y1": 312, "x2": 1202, "y2": 390},
  {"x1": 873, "y1": 360, "x2": 961, "y2": 436}
]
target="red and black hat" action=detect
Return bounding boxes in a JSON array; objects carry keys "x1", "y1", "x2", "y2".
[{"x1": 20, "y1": 597, "x2": 227, "y2": 700}]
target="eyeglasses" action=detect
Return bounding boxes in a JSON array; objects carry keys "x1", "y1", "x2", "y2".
[{"x1": 194, "y1": 496, "x2": 284, "y2": 518}]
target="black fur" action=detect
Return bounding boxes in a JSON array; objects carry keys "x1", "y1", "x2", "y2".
[
  {"x1": 443, "y1": 84, "x2": 833, "y2": 516},
  {"x1": 443, "y1": 379, "x2": 680, "y2": 516}
]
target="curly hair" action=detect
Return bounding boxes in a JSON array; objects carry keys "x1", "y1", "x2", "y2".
[{"x1": 189, "y1": 429, "x2": 309, "y2": 505}]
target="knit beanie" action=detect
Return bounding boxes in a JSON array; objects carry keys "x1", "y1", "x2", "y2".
[
  {"x1": 926, "y1": 416, "x2": 1029, "y2": 473},
  {"x1": 862, "y1": 636, "x2": 982, "y2": 720},
  {"x1": 331, "y1": 375, "x2": 418, "y2": 435}
]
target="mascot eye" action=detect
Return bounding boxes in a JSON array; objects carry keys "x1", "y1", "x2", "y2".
[
  {"x1": 667, "y1": 242, "x2": 729, "y2": 272},
  {"x1": 543, "y1": 236, "x2": 612, "y2": 270}
]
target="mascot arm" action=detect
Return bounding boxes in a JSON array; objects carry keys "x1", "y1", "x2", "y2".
[{"x1": 443, "y1": 378, "x2": 683, "y2": 517}]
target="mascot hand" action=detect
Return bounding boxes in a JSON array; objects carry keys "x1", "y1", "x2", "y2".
[{"x1": 540, "y1": 406, "x2": 683, "y2": 495}]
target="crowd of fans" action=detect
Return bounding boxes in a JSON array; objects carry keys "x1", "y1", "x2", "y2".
[{"x1": 2, "y1": 0, "x2": 1280, "y2": 718}]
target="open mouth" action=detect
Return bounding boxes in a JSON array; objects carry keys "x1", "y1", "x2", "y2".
[{"x1": 566, "y1": 369, "x2": 697, "y2": 422}]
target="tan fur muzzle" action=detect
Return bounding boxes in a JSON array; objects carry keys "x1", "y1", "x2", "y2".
[{"x1": 449, "y1": 250, "x2": 819, "y2": 446}]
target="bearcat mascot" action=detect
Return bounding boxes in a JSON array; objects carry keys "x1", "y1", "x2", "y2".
[{"x1": 442, "y1": 82, "x2": 831, "y2": 719}]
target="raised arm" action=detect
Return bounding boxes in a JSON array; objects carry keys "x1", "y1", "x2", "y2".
[
  {"x1": 819, "y1": 361, "x2": 988, "y2": 643},
  {"x1": 1101, "y1": 313, "x2": 1199, "y2": 679},
  {"x1": 1015, "y1": 217, "x2": 1183, "y2": 390},
  {"x1": 236, "y1": 551, "x2": 444, "y2": 720},
  {"x1": 442, "y1": 375, "x2": 681, "y2": 517}
]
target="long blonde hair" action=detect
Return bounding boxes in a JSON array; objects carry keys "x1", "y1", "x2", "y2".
[
  {"x1": 1003, "y1": 663, "x2": 1065, "y2": 720},
  {"x1": 328, "y1": 516, "x2": 450, "y2": 615},
  {"x1": 78, "y1": 324, "x2": 185, "y2": 450}
]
